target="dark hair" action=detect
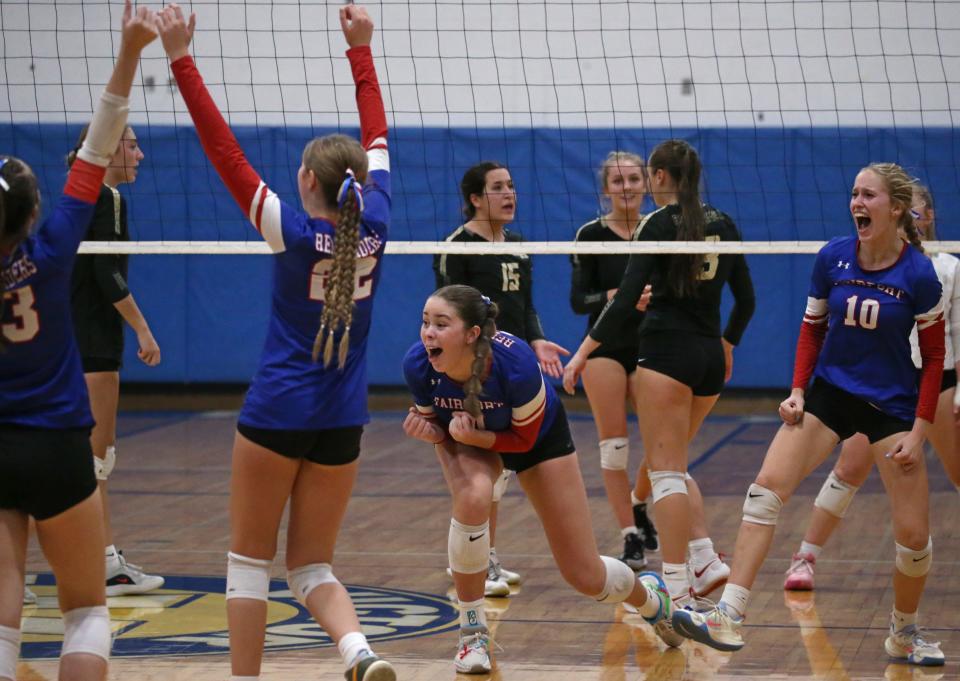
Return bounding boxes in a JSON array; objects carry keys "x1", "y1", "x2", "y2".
[
  {"x1": 648, "y1": 139, "x2": 706, "y2": 297},
  {"x1": 912, "y1": 181, "x2": 936, "y2": 240},
  {"x1": 431, "y1": 284, "x2": 498, "y2": 418},
  {"x1": 303, "y1": 134, "x2": 370, "y2": 367},
  {"x1": 66, "y1": 125, "x2": 91, "y2": 167},
  {"x1": 460, "y1": 161, "x2": 506, "y2": 219},
  {"x1": 863, "y1": 163, "x2": 923, "y2": 254},
  {"x1": 0, "y1": 155, "x2": 41, "y2": 351}
]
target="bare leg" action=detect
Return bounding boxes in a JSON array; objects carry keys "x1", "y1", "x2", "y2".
[{"x1": 84, "y1": 372, "x2": 119, "y2": 547}]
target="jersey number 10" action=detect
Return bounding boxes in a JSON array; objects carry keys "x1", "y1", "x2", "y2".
[{"x1": 843, "y1": 294, "x2": 880, "y2": 330}]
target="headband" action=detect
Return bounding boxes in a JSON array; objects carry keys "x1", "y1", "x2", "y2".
[{"x1": 0, "y1": 158, "x2": 9, "y2": 192}]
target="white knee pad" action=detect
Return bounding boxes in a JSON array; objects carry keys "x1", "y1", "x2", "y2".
[
  {"x1": 648, "y1": 470, "x2": 688, "y2": 503},
  {"x1": 93, "y1": 445, "x2": 117, "y2": 481},
  {"x1": 0, "y1": 624, "x2": 20, "y2": 681},
  {"x1": 895, "y1": 537, "x2": 932, "y2": 578},
  {"x1": 448, "y1": 518, "x2": 490, "y2": 574},
  {"x1": 599, "y1": 438, "x2": 629, "y2": 471},
  {"x1": 226, "y1": 551, "x2": 273, "y2": 601},
  {"x1": 61, "y1": 605, "x2": 111, "y2": 661},
  {"x1": 491, "y1": 469, "x2": 512, "y2": 502},
  {"x1": 742, "y1": 483, "x2": 783, "y2": 525},
  {"x1": 286, "y1": 563, "x2": 338, "y2": 606},
  {"x1": 814, "y1": 471, "x2": 859, "y2": 518},
  {"x1": 595, "y1": 555, "x2": 636, "y2": 604}
]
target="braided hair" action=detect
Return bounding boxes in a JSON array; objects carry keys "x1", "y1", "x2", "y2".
[
  {"x1": 302, "y1": 134, "x2": 369, "y2": 367},
  {"x1": 0, "y1": 156, "x2": 41, "y2": 351},
  {"x1": 432, "y1": 284, "x2": 499, "y2": 419},
  {"x1": 648, "y1": 140, "x2": 706, "y2": 297},
  {"x1": 864, "y1": 163, "x2": 924, "y2": 254}
]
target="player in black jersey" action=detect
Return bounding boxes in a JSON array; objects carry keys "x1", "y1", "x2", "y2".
[
  {"x1": 67, "y1": 123, "x2": 163, "y2": 598},
  {"x1": 434, "y1": 161, "x2": 569, "y2": 595},
  {"x1": 564, "y1": 140, "x2": 755, "y2": 642}
]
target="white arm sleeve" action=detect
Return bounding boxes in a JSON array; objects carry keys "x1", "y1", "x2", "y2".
[{"x1": 77, "y1": 91, "x2": 130, "y2": 167}]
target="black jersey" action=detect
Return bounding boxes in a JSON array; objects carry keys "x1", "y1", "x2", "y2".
[
  {"x1": 570, "y1": 217, "x2": 643, "y2": 351},
  {"x1": 71, "y1": 185, "x2": 130, "y2": 363},
  {"x1": 433, "y1": 225, "x2": 545, "y2": 342},
  {"x1": 590, "y1": 203, "x2": 755, "y2": 346}
]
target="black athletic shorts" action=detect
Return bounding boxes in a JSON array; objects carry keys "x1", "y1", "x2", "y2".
[
  {"x1": 499, "y1": 402, "x2": 576, "y2": 474},
  {"x1": 635, "y1": 330, "x2": 725, "y2": 396},
  {"x1": 0, "y1": 425, "x2": 97, "y2": 521},
  {"x1": 236, "y1": 423, "x2": 363, "y2": 465},
  {"x1": 941, "y1": 368, "x2": 957, "y2": 392},
  {"x1": 587, "y1": 344, "x2": 639, "y2": 375},
  {"x1": 804, "y1": 378, "x2": 913, "y2": 444},
  {"x1": 82, "y1": 356, "x2": 122, "y2": 373}
]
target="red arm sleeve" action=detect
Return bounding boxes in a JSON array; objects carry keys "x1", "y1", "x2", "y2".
[
  {"x1": 791, "y1": 318, "x2": 828, "y2": 391},
  {"x1": 169, "y1": 55, "x2": 264, "y2": 225},
  {"x1": 916, "y1": 319, "x2": 946, "y2": 422},
  {"x1": 346, "y1": 46, "x2": 388, "y2": 151},
  {"x1": 492, "y1": 405, "x2": 545, "y2": 453},
  {"x1": 63, "y1": 159, "x2": 106, "y2": 204}
]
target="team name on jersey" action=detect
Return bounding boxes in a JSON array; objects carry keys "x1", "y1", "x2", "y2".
[
  {"x1": 837, "y1": 277, "x2": 906, "y2": 300},
  {"x1": 434, "y1": 396, "x2": 506, "y2": 411},
  {"x1": 314, "y1": 232, "x2": 383, "y2": 257},
  {"x1": 492, "y1": 334, "x2": 516, "y2": 348},
  {"x1": 1, "y1": 253, "x2": 38, "y2": 288}
]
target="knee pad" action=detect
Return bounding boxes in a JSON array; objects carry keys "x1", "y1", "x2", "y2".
[
  {"x1": 287, "y1": 563, "x2": 338, "y2": 606},
  {"x1": 814, "y1": 471, "x2": 859, "y2": 518},
  {"x1": 93, "y1": 445, "x2": 117, "y2": 481},
  {"x1": 0, "y1": 624, "x2": 20, "y2": 681},
  {"x1": 599, "y1": 438, "x2": 629, "y2": 471},
  {"x1": 595, "y1": 555, "x2": 636, "y2": 604},
  {"x1": 648, "y1": 470, "x2": 688, "y2": 503},
  {"x1": 742, "y1": 483, "x2": 783, "y2": 525},
  {"x1": 491, "y1": 469, "x2": 511, "y2": 502},
  {"x1": 895, "y1": 537, "x2": 932, "y2": 578},
  {"x1": 61, "y1": 605, "x2": 111, "y2": 661},
  {"x1": 226, "y1": 551, "x2": 273, "y2": 601},
  {"x1": 448, "y1": 518, "x2": 489, "y2": 574}
]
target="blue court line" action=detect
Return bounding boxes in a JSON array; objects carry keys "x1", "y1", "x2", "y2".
[{"x1": 688, "y1": 422, "x2": 752, "y2": 472}]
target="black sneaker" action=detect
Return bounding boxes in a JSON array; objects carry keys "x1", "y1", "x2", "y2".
[
  {"x1": 633, "y1": 503, "x2": 660, "y2": 552},
  {"x1": 619, "y1": 532, "x2": 647, "y2": 570},
  {"x1": 344, "y1": 654, "x2": 396, "y2": 681}
]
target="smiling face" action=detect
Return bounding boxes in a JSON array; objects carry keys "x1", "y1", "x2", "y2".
[
  {"x1": 603, "y1": 160, "x2": 646, "y2": 216},
  {"x1": 471, "y1": 168, "x2": 516, "y2": 226},
  {"x1": 420, "y1": 295, "x2": 480, "y2": 377},
  {"x1": 850, "y1": 169, "x2": 903, "y2": 245}
]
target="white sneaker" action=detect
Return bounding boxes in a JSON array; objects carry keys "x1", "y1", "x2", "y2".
[
  {"x1": 490, "y1": 557, "x2": 522, "y2": 586},
  {"x1": 885, "y1": 623, "x2": 945, "y2": 666},
  {"x1": 454, "y1": 630, "x2": 492, "y2": 674},
  {"x1": 23, "y1": 585, "x2": 38, "y2": 605},
  {"x1": 444, "y1": 566, "x2": 510, "y2": 597},
  {"x1": 672, "y1": 603, "x2": 745, "y2": 652},
  {"x1": 106, "y1": 553, "x2": 165, "y2": 596},
  {"x1": 690, "y1": 556, "x2": 730, "y2": 597}
]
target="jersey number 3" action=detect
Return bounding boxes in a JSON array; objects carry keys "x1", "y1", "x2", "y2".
[
  {"x1": 2, "y1": 286, "x2": 40, "y2": 343},
  {"x1": 309, "y1": 256, "x2": 377, "y2": 302},
  {"x1": 843, "y1": 294, "x2": 880, "y2": 330}
]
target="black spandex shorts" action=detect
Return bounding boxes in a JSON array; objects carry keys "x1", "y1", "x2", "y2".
[
  {"x1": 941, "y1": 368, "x2": 957, "y2": 392},
  {"x1": 236, "y1": 423, "x2": 363, "y2": 465},
  {"x1": 587, "y1": 344, "x2": 639, "y2": 375},
  {"x1": 635, "y1": 331, "x2": 725, "y2": 396},
  {"x1": 804, "y1": 379, "x2": 913, "y2": 444},
  {"x1": 82, "y1": 357, "x2": 122, "y2": 373},
  {"x1": 0, "y1": 425, "x2": 97, "y2": 520},
  {"x1": 499, "y1": 402, "x2": 576, "y2": 474}
]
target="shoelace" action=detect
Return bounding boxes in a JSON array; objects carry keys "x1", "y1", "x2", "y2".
[{"x1": 897, "y1": 625, "x2": 941, "y2": 649}]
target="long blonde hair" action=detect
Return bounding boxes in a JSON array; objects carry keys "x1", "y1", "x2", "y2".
[{"x1": 864, "y1": 163, "x2": 923, "y2": 254}]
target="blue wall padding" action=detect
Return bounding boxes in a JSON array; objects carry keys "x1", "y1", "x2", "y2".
[{"x1": 2, "y1": 123, "x2": 956, "y2": 387}]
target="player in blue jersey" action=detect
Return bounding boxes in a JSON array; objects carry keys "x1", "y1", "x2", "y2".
[
  {"x1": 403, "y1": 284, "x2": 675, "y2": 674},
  {"x1": 672, "y1": 163, "x2": 946, "y2": 667},
  {"x1": 564, "y1": 139, "x2": 755, "y2": 646},
  {"x1": 158, "y1": 5, "x2": 395, "y2": 681},
  {"x1": 0, "y1": 4, "x2": 156, "y2": 680},
  {"x1": 783, "y1": 180, "x2": 960, "y2": 592}
]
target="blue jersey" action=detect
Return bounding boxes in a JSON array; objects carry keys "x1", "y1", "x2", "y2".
[
  {"x1": 403, "y1": 331, "x2": 560, "y2": 451},
  {"x1": 0, "y1": 162, "x2": 106, "y2": 428},
  {"x1": 239, "y1": 167, "x2": 391, "y2": 430},
  {"x1": 808, "y1": 236, "x2": 942, "y2": 420}
]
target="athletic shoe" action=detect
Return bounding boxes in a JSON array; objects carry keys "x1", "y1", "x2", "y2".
[
  {"x1": 634, "y1": 504, "x2": 660, "y2": 552},
  {"x1": 489, "y1": 554, "x2": 522, "y2": 585},
  {"x1": 690, "y1": 555, "x2": 729, "y2": 597},
  {"x1": 455, "y1": 630, "x2": 492, "y2": 674},
  {"x1": 23, "y1": 585, "x2": 37, "y2": 605},
  {"x1": 344, "y1": 653, "x2": 397, "y2": 681},
  {"x1": 619, "y1": 532, "x2": 647, "y2": 570},
  {"x1": 783, "y1": 552, "x2": 816, "y2": 591},
  {"x1": 637, "y1": 572, "x2": 683, "y2": 648},
  {"x1": 672, "y1": 603, "x2": 745, "y2": 652},
  {"x1": 885, "y1": 624, "x2": 945, "y2": 666},
  {"x1": 106, "y1": 553, "x2": 165, "y2": 596},
  {"x1": 444, "y1": 566, "x2": 510, "y2": 597}
]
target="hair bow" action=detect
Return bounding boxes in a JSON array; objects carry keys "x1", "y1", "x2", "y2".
[{"x1": 336, "y1": 169, "x2": 364, "y2": 212}]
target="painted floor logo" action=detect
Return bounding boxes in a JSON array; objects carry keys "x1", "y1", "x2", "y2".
[{"x1": 21, "y1": 574, "x2": 459, "y2": 659}]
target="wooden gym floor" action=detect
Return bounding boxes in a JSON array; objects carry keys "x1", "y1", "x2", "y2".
[{"x1": 16, "y1": 398, "x2": 960, "y2": 680}]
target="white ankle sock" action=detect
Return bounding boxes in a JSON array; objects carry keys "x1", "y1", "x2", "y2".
[
  {"x1": 630, "y1": 491, "x2": 644, "y2": 507},
  {"x1": 688, "y1": 538, "x2": 715, "y2": 566},
  {"x1": 891, "y1": 608, "x2": 917, "y2": 632},
  {"x1": 459, "y1": 598, "x2": 488, "y2": 632},
  {"x1": 621, "y1": 525, "x2": 639, "y2": 539},
  {"x1": 639, "y1": 583, "x2": 663, "y2": 619},
  {"x1": 720, "y1": 584, "x2": 750, "y2": 619},
  {"x1": 337, "y1": 631, "x2": 372, "y2": 671},
  {"x1": 799, "y1": 541, "x2": 822, "y2": 560},
  {"x1": 0, "y1": 624, "x2": 20, "y2": 681},
  {"x1": 661, "y1": 562, "x2": 689, "y2": 601}
]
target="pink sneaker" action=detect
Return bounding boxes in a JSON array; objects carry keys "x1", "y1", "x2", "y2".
[{"x1": 783, "y1": 553, "x2": 815, "y2": 591}]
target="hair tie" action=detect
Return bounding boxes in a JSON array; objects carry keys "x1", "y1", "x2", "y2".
[
  {"x1": 336, "y1": 169, "x2": 364, "y2": 212},
  {"x1": 909, "y1": 208, "x2": 921, "y2": 220},
  {"x1": 480, "y1": 294, "x2": 492, "y2": 307},
  {"x1": 0, "y1": 158, "x2": 9, "y2": 192}
]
